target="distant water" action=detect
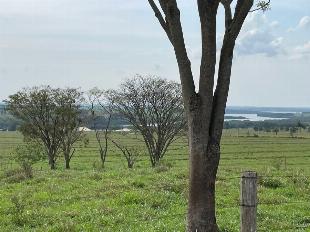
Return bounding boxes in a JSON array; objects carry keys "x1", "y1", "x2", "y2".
[{"x1": 225, "y1": 114, "x2": 288, "y2": 122}]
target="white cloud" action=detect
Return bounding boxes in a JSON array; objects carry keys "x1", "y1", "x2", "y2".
[
  {"x1": 287, "y1": 15, "x2": 310, "y2": 31},
  {"x1": 236, "y1": 14, "x2": 284, "y2": 57},
  {"x1": 298, "y1": 16, "x2": 310, "y2": 28},
  {"x1": 290, "y1": 41, "x2": 310, "y2": 59}
]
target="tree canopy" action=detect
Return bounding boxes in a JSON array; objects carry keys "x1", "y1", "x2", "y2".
[
  {"x1": 6, "y1": 86, "x2": 84, "y2": 169},
  {"x1": 106, "y1": 75, "x2": 186, "y2": 166}
]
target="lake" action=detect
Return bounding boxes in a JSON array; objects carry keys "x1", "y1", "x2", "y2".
[{"x1": 224, "y1": 114, "x2": 289, "y2": 122}]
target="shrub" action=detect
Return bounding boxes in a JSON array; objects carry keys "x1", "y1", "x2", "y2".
[
  {"x1": 154, "y1": 161, "x2": 173, "y2": 173},
  {"x1": 10, "y1": 194, "x2": 27, "y2": 226},
  {"x1": 13, "y1": 142, "x2": 45, "y2": 178},
  {"x1": 89, "y1": 172, "x2": 103, "y2": 181},
  {"x1": 259, "y1": 177, "x2": 283, "y2": 189},
  {"x1": 5, "y1": 170, "x2": 27, "y2": 183},
  {"x1": 92, "y1": 161, "x2": 104, "y2": 171}
]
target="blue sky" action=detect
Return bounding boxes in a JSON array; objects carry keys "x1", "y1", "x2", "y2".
[{"x1": 0, "y1": 0, "x2": 309, "y2": 106}]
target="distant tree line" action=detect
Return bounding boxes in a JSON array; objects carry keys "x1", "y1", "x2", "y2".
[{"x1": 224, "y1": 119, "x2": 309, "y2": 132}]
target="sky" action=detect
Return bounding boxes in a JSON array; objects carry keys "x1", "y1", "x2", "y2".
[{"x1": 0, "y1": 0, "x2": 309, "y2": 107}]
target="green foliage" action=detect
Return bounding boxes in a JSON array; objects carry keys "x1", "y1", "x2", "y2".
[
  {"x1": 256, "y1": 1, "x2": 271, "y2": 12},
  {"x1": 290, "y1": 127, "x2": 297, "y2": 137},
  {"x1": 154, "y1": 161, "x2": 173, "y2": 173},
  {"x1": 13, "y1": 142, "x2": 45, "y2": 178},
  {"x1": 259, "y1": 177, "x2": 284, "y2": 189},
  {"x1": 5, "y1": 86, "x2": 84, "y2": 169},
  {"x1": 92, "y1": 161, "x2": 104, "y2": 172},
  {"x1": 10, "y1": 193, "x2": 28, "y2": 226},
  {"x1": 3, "y1": 169, "x2": 28, "y2": 183}
]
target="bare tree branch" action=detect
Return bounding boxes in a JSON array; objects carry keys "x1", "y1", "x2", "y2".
[
  {"x1": 106, "y1": 75, "x2": 186, "y2": 166},
  {"x1": 87, "y1": 89, "x2": 112, "y2": 168},
  {"x1": 210, "y1": 0, "x2": 254, "y2": 141},
  {"x1": 148, "y1": 0, "x2": 195, "y2": 108},
  {"x1": 230, "y1": 0, "x2": 254, "y2": 40},
  {"x1": 147, "y1": 0, "x2": 173, "y2": 43}
]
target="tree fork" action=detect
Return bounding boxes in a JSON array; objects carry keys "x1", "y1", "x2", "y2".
[{"x1": 147, "y1": 0, "x2": 258, "y2": 231}]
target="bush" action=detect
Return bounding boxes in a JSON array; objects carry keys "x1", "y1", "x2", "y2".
[
  {"x1": 92, "y1": 161, "x2": 104, "y2": 171},
  {"x1": 259, "y1": 177, "x2": 283, "y2": 189},
  {"x1": 13, "y1": 142, "x2": 45, "y2": 178},
  {"x1": 5, "y1": 170, "x2": 27, "y2": 183},
  {"x1": 10, "y1": 194, "x2": 27, "y2": 226},
  {"x1": 154, "y1": 163, "x2": 171, "y2": 173}
]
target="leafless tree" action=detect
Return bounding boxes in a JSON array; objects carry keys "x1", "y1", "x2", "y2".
[
  {"x1": 146, "y1": 0, "x2": 270, "y2": 230},
  {"x1": 106, "y1": 75, "x2": 186, "y2": 167},
  {"x1": 87, "y1": 88, "x2": 112, "y2": 168},
  {"x1": 110, "y1": 138, "x2": 138, "y2": 168}
]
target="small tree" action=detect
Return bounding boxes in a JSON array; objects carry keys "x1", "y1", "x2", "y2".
[
  {"x1": 289, "y1": 127, "x2": 297, "y2": 137},
  {"x1": 87, "y1": 88, "x2": 112, "y2": 168},
  {"x1": 273, "y1": 128, "x2": 279, "y2": 136},
  {"x1": 6, "y1": 86, "x2": 83, "y2": 169},
  {"x1": 107, "y1": 75, "x2": 186, "y2": 166},
  {"x1": 297, "y1": 121, "x2": 306, "y2": 135},
  {"x1": 6, "y1": 87, "x2": 62, "y2": 169},
  {"x1": 110, "y1": 138, "x2": 138, "y2": 168},
  {"x1": 57, "y1": 88, "x2": 85, "y2": 169}
]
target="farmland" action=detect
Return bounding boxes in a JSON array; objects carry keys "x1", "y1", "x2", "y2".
[{"x1": 0, "y1": 130, "x2": 310, "y2": 231}]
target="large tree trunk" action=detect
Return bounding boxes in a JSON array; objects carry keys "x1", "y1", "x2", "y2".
[
  {"x1": 187, "y1": 102, "x2": 221, "y2": 232},
  {"x1": 187, "y1": 145, "x2": 220, "y2": 231}
]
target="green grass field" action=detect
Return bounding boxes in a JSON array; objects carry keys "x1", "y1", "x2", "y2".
[{"x1": 0, "y1": 130, "x2": 310, "y2": 231}]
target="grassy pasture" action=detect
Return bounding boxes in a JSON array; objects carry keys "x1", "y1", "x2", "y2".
[{"x1": 0, "y1": 130, "x2": 310, "y2": 231}]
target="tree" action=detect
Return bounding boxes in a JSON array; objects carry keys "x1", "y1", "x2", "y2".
[
  {"x1": 273, "y1": 127, "x2": 279, "y2": 136},
  {"x1": 106, "y1": 75, "x2": 186, "y2": 167},
  {"x1": 110, "y1": 137, "x2": 139, "y2": 168},
  {"x1": 289, "y1": 127, "x2": 297, "y2": 137},
  {"x1": 146, "y1": 0, "x2": 270, "y2": 230},
  {"x1": 6, "y1": 86, "x2": 83, "y2": 170},
  {"x1": 87, "y1": 88, "x2": 112, "y2": 168},
  {"x1": 57, "y1": 88, "x2": 85, "y2": 169},
  {"x1": 297, "y1": 121, "x2": 306, "y2": 135}
]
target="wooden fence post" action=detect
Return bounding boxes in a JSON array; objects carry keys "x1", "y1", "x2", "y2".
[{"x1": 241, "y1": 171, "x2": 258, "y2": 232}]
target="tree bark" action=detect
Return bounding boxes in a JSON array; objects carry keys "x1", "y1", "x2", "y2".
[
  {"x1": 48, "y1": 148, "x2": 58, "y2": 170},
  {"x1": 100, "y1": 151, "x2": 106, "y2": 168},
  {"x1": 187, "y1": 103, "x2": 221, "y2": 232},
  {"x1": 65, "y1": 155, "x2": 70, "y2": 169},
  {"x1": 49, "y1": 157, "x2": 56, "y2": 170}
]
